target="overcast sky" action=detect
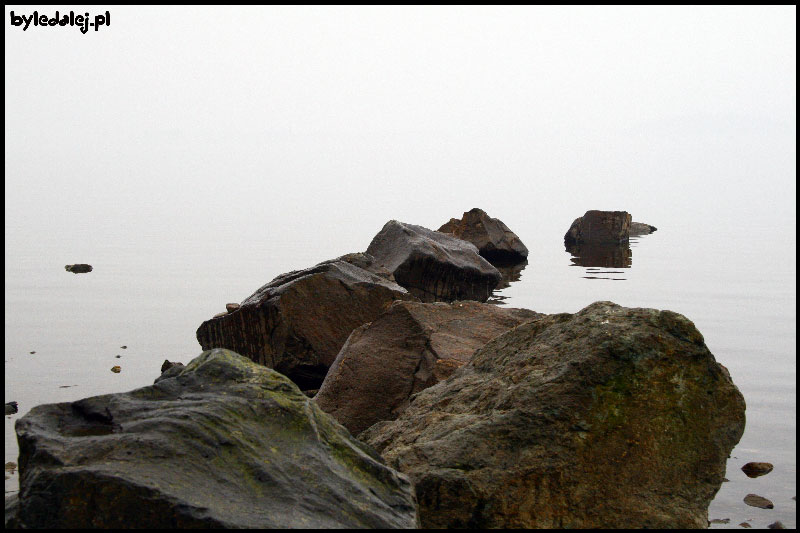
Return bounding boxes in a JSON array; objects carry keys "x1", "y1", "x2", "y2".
[{"x1": 5, "y1": 6, "x2": 796, "y2": 258}]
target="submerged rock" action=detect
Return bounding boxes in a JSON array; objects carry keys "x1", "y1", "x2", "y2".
[
  {"x1": 564, "y1": 210, "x2": 632, "y2": 245},
  {"x1": 741, "y1": 462, "x2": 773, "y2": 478},
  {"x1": 316, "y1": 300, "x2": 540, "y2": 435},
  {"x1": 365, "y1": 220, "x2": 501, "y2": 302},
  {"x1": 438, "y1": 208, "x2": 528, "y2": 265},
  {"x1": 744, "y1": 494, "x2": 774, "y2": 509},
  {"x1": 11, "y1": 349, "x2": 419, "y2": 529},
  {"x1": 362, "y1": 301, "x2": 746, "y2": 529},
  {"x1": 196, "y1": 258, "x2": 415, "y2": 390},
  {"x1": 64, "y1": 264, "x2": 92, "y2": 274}
]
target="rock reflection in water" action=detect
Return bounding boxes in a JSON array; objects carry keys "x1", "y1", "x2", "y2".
[
  {"x1": 488, "y1": 260, "x2": 528, "y2": 304},
  {"x1": 566, "y1": 242, "x2": 631, "y2": 280}
]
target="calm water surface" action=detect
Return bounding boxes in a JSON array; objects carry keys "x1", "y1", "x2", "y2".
[{"x1": 4, "y1": 217, "x2": 796, "y2": 528}]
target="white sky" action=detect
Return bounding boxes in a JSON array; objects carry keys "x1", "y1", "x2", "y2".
[{"x1": 4, "y1": 6, "x2": 797, "y2": 257}]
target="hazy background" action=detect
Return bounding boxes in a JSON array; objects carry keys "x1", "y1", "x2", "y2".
[{"x1": 5, "y1": 5, "x2": 797, "y2": 528}]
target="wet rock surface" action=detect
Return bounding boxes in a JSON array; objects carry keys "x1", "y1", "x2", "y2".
[
  {"x1": 11, "y1": 349, "x2": 419, "y2": 529},
  {"x1": 744, "y1": 494, "x2": 774, "y2": 509},
  {"x1": 564, "y1": 210, "x2": 632, "y2": 245},
  {"x1": 366, "y1": 220, "x2": 501, "y2": 302},
  {"x1": 64, "y1": 264, "x2": 92, "y2": 274},
  {"x1": 438, "y1": 208, "x2": 528, "y2": 265},
  {"x1": 362, "y1": 301, "x2": 746, "y2": 528},
  {"x1": 316, "y1": 300, "x2": 540, "y2": 435},
  {"x1": 196, "y1": 258, "x2": 415, "y2": 390},
  {"x1": 741, "y1": 462, "x2": 774, "y2": 478}
]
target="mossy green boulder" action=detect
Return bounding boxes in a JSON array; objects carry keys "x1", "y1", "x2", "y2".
[
  {"x1": 12, "y1": 349, "x2": 419, "y2": 528},
  {"x1": 362, "y1": 301, "x2": 746, "y2": 528}
]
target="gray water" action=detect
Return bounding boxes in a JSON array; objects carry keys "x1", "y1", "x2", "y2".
[{"x1": 5, "y1": 5, "x2": 795, "y2": 528}]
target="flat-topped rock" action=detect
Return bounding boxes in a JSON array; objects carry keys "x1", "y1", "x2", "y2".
[
  {"x1": 11, "y1": 349, "x2": 419, "y2": 529},
  {"x1": 564, "y1": 210, "x2": 632, "y2": 245},
  {"x1": 365, "y1": 220, "x2": 501, "y2": 302},
  {"x1": 438, "y1": 208, "x2": 528, "y2": 265},
  {"x1": 363, "y1": 301, "x2": 746, "y2": 528},
  {"x1": 316, "y1": 300, "x2": 540, "y2": 435},
  {"x1": 197, "y1": 258, "x2": 415, "y2": 389}
]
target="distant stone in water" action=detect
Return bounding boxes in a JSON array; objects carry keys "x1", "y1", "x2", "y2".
[
  {"x1": 160, "y1": 360, "x2": 184, "y2": 373},
  {"x1": 767, "y1": 521, "x2": 785, "y2": 529},
  {"x1": 10, "y1": 349, "x2": 419, "y2": 528},
  {"x1": 741, "y1": 462, "x2": 774, "y2": 478},
  {"x1": 64, "y1": 264, "x2": 92, "y2": 274},
  {"x1": 196, "y1": 257, "x2": 415, "y2": 390},
  {"x1": 743, "y1": 494, "x2": 774, "y2": 509},
  {"x1": 115, "y1": 355, "x2": 121, "y2": 358},
  {"x1": 564, "y1": 210, "x2": 632, "y2": 245},
  {"x1": 110, "y1": 366, "x2": 121, "y2": 373},
  {"x1": 362, "y1": 301, "x2": 746, "y2": 528},
  {"x1": 710, "y1": 518, "x2": 730, "y2": 524},
  {"x1": 437, "y1": 208, "x2": 529, "y2": 265},
  {"x1": 366, "y1": 220, "x2": 501, "y2": 302},
  {"x1": 629, "y1": 221, "x2": 657, "y2": 235},
  {"x1": 120, "y1": 346, "x2": 127, "y2": 349},
  {"x1": 225, "y1": 303, "x2": 240, "y2": 313},
  {"x1": 740, "y1": 522, "x2": 752, "y2": 528},
  {"x1": 566, "y1": 242, "x2": 632, "y2": 269},
  {"x1": 29, "y1": 351, "x2": 35, "y2": 355},
  {"x1": 316, "y1": 300, "x2": 540, "y2": 435},
  {"x1": 5, "y1": 402, "x2": 18, "y2": 415}
]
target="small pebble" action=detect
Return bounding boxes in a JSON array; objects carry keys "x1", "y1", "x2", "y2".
[
  {"x1": 115, "y1": 355, "x2": 121, "y2": 358},
  {"x1": 767, "y1": 522, "x2": 785, "y2": 529},
  {"x1": 120, "y1": 345, "x2": 127, "y2": 349},
  {"x1": 739, "y1": 522, "x2": 751, "y2": 528},
  {"x1": 111, "y1": 366, "x2": 121, "y2": 373},
  {"x1": 29, "y1": 351, "x2": 36, "y2": 354},
  {"x1": 744, "y1": 494, "x2": 774, "y2": 509},
  {"x1": 741, "y1": 462, "x2": 774, "y2": 478}
]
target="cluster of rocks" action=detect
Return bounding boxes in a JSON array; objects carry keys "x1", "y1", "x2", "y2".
[{"x1": 10, "y1": 209, "x2": 752, "y2": 529}]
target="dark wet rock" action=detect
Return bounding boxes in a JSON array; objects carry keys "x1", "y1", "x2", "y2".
[
  {"x1": 710, "y1": 518, "x2": 730, "y2": 524},
  {"x1": 64, "y1": 264, "x2": 92, "y2": 273},
  {"x1": 316, "y1": 300, "x2": 540, "y2": 436},
  {"x1": 29, "y1": 351, "x2": 35, "y2": 355},
  {"x1": 110, "y1": 365, "x2": 121, "y2": 373},
  {"x1": 566, "y1": 242, "x2": 632, "y2": 268},
  {"x1": 120, "y1": 346, "x2": 127, "y2": 349},
  {"x1": 160, "y1": 360, "x2": 184, "y2": 373},
  {"x1": 5, "y1": 402, "x2": 18, "y2": 415},
  {"x1": 494, "y1": 260, "x2": 528, "y2": 290},
  {"x1": 744, "y1": 494, "x2": 774, "y2": 509},
  {"x1": 225, "y1": 303, "x2": 240, "y2": 313},
  {"x1": 365, "y1": 220, "x2": 501, "y2": 302},
  {"x1": 12, "y1": 349, "x2": 419, "y2": 529},
  {"x1": 741, "y1": 462, "x2": 774, "y2": 478},
  {"x1": 564, "y1": 210, "x2": 632, "y2": 245},
  {"x1": 5, "y1": 494, "x2": 20, "y2": 529},
  {"x1": 115, "y1": 355, "x2": 121, "y2": 358},
  {"x1": 739, "y1": 522, "x2": 752, "y2": 528},
  {"x1": 196, "y1": 258, "x2": 415, "y2": 390},
  {"x1": 767, "y1": 521, "x2": 785, "y2": 529},
  {"x1": 630, "y1": 221, "x2": 657, "y2": 235},
  {"x1": 362, "y1": 301, "x2": 746, "y2": 529},
  {"x1": 437, "y1": 208, "x2": 528, "y2": 265}
]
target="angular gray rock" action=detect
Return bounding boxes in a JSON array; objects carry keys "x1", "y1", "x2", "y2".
[
  {"x1": 316, "y1": 300, "x2": 540, "y2": 435},
  {"x1": 362, "y1": 301, "x2": 746, "y2": 529},
  {"x1": 438, "y1": 208, "x2": 528, "y2": 265},
  {"x1": 365, "y1": 220, "x2": 501, "y2": 302},
  {"x1": 11, "y1": 349, "x2": 419, "y2": 529},
  {"x1": 196, "y1": 258, "x2": 415, "y2": 389}
]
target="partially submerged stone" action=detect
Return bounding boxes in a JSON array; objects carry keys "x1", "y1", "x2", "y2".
[
  {"x1": 438, "y1": 208, "x2": 528, "y2": 265},
  {"x1": 630, "y1": 221, "x2": 657, "y2": 236},
  {"x1": 362, "y1": 301, "x2": 746, "y2": 528},
  {"x1": 741, "y1": 462, "x2": 773, "y2": 478},
  {"x1": 564, "y1": 210, "x2": 632, "y2": 245},
  {"x1": 64, "y1": 264, "x2": 92, "y2": 274},
  {"x1": 365, "y1": 220, "x2": 501, "y2": 302},
  {"x1": 744, "y1": 494, "x2": 774, "y2": 509},
  {"x1": 11, "y1": 349, "x2": 419, "y2": 529},
  {"x1": 316, "y1": 300, "x2": 540, "y2": 435},
  {"x1": 196, "y1": 258, "x2": 415, "y2": 390}
]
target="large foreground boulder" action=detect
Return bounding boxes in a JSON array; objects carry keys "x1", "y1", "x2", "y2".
[
  {"x1": 564, "y1": 210, "x2": 632, "y2": 245},
  {"x1": 196, "y1": 257, "x2": 415, "y2": 389},
  {"x1": 11, "y1": 349, "x2": 419, "y2": 529},
  {"x1": 362, "y1": 302, "x2": 746, "y2": 528},
  {"x1": 438, "y1": 208, "x2": 528, "y2": 265},
  {"x1": 316, "y1": 300, "x2": 540, "y2": 435},
  {"x1": 365, "y1": 220, "x2": 501, "y2": 302}
]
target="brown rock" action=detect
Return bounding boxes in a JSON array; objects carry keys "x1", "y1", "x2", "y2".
[
  {"x1": 767, "y1": 522, "x2": 785, "y2": 529},
  {"x1": 110, "y1": 366, "x2": 121, "y2": 373},
  {"x1": 196, "y1": 258, "x2": 415, "y2": 390},
  {"x1": 564, "y1": 210, "x2": 632, "y2": 245},
  {"x1": 743, "y1": 494, "x2": 774, "y2": 509},
  {"x1": 225, "y1": 303, "x2": 240, "y2": 313},
  {"x1": 365, "y1": 220, "x2": 501, "y2": 302},
  {"x1": 438, "y1": 208, "x2": 528, "y2": 265},
  {"x1": 741, "y1": 462, "x2": 774, "y2": 478},
  {"x1": 316, "y1": 300, "x2": 540, "y2": 435},
  {"x1": 160, "y1": 360, "x2": 184, "y2": 373},
  {"x1": 739, "y1": 522, "x2": 752, "y2": 528},
  {"x1": 362, "y1": 301, "x2": 746, "y2": 528}
]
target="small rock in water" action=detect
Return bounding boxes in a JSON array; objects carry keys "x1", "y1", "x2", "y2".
[
  {"x1": 739, "y1": 522, "x2": 752, "y2": 528},
  {"x1": 29, "y1": 351, "x2": 36, "y2": 354},
  {"x1": 741, "y1": 462, "x2": 774, "y2": 478},
  {"x1": 115, "y1": 355, "x2": 121, "y2": 358},
  {"x1": 743, "y1": 494, "x2": 774, "y2": 509},
  {"x1": 65, "y1": 264, "x2": 93, "y2": 274},
  {"x1": 110, "y1": 366, "x2": 121, "y2": 373},
  {"x1": 767, "y1": 522, "x2": 785, "y2": 529},
  {"x1": 710, "y1": 518, "x2": 730, "y2": 524},
  {"x1": 120, "y1": 346, "x2": 127, "y2": 349},
  {"x1": 5, "y1": 402, "x2": 19, "y2": 415},
  {"x1": 226, "y1": 303, "x2": 240, "y2": 313}
]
